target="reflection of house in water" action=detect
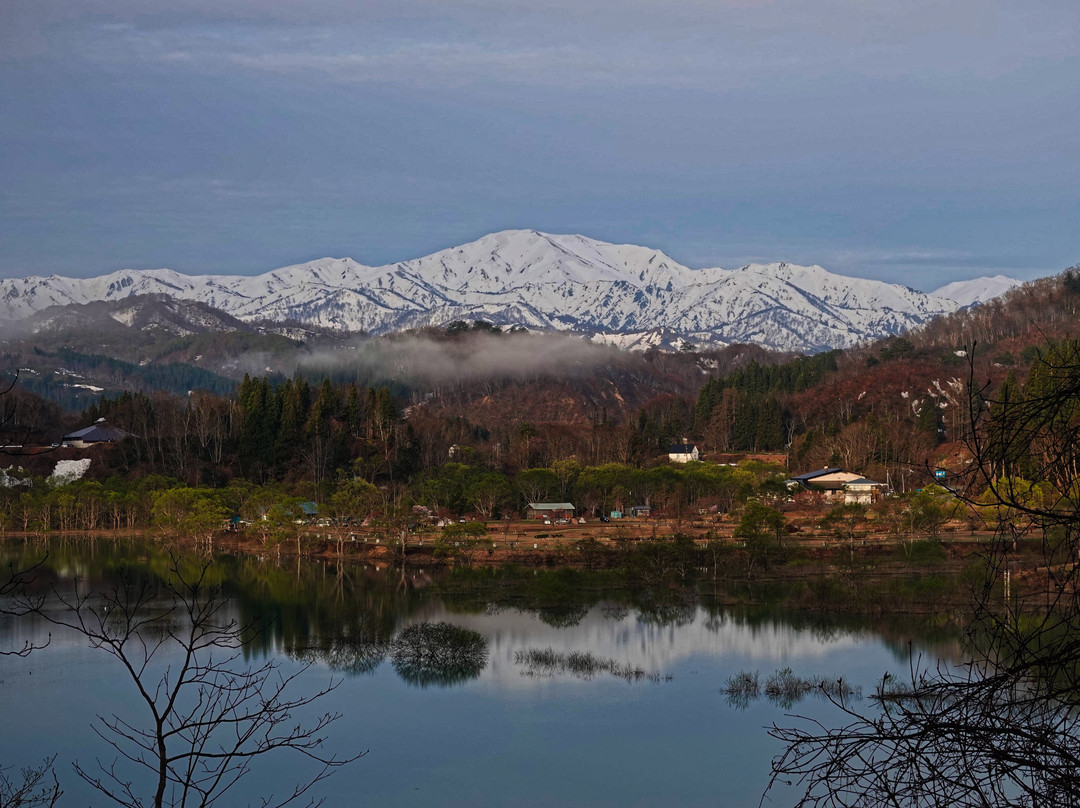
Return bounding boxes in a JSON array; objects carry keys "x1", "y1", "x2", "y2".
[
  {"x1": 62, "y1": 418, "x2": 128, "y2": 449},
  {"x1": 786, "y1": 467, "x2": 888, "y2": 505}
]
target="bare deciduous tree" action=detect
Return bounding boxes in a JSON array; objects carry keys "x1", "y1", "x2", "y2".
[
  {"x1": 0, "y1": 757, "x2": 62, "y2": 808},
  {"x1": 766, "y1": 344, "x2": 1080, "y2": 807},
  {"x1": 1, "y1": 556, "x2": 50, "y2": 657},
  {"x1": 0, "y1": 556, "x2": 60, "y2": 806},
  {"x1": 13, "y1": 555, "x2": 362, "y2": 808}
]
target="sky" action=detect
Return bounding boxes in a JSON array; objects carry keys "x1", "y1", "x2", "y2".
[{"x1": 0, "y1": 0, "x2": 1077, "y2": 291}]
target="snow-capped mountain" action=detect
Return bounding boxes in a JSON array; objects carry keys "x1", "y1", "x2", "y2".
[
  {"x1": 932, "y1": 275, "x2": 1022, "y2": 308},
  {"x1": 0, "y1": 230, "x2": 968, "y2": 352}
]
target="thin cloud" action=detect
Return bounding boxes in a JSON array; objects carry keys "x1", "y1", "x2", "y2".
[
  {"x1": 298, "y1": 330, "x2": 633, "y2": 387},
  {"x1": 7, "y1": 1, "x2": 1076, "y2": 90}
]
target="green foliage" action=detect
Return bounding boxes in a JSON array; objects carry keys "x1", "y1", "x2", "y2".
[
  {"x1": 328, "y1": 476, "x2": 381, "y2": 523},
  {"x1": 900, "y1": 540, "x2": 948, "y2": 565},
  {"x1": 734, "y1": 501, "x2": 788, "y2": 572},
  {"x1": 907, "y1": 485, "x2": 956, "y2": 539},
  {"x1": 440, "y1": 521, "x2": 488, "y2": 539},
  {"x1": 150, "y1": 487, "x2": 230, "y2": 540},
  {"x1": 515, "y1": 468, "x2": 559, "y2": 503},
  {"x1": 625, "y1": 537, "x2": 699, "y2": 585},
  {"x1": 467, "y1": 472, "x2": 513, "y2": 518}
]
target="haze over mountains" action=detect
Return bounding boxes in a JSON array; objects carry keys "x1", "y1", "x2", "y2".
[{"x1": 0, "y1": 230, "x2": 1020, "y2": 353}]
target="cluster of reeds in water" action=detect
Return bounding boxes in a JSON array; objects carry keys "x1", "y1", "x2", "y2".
[
  {"x1": 724, "y1": 667, "x2": 861, "y2": 709},
  {"x1": 514, "y1": 647, "x2": 670, "y2": 683}
]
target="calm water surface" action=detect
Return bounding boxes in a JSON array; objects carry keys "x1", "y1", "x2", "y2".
[{"x1": 0, "y1": 539, "x2": 962, "y2": 807}]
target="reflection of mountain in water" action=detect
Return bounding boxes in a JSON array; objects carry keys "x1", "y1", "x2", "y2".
[{"x1": 0, "y1": 539, "x2": 965, "y2": 692}]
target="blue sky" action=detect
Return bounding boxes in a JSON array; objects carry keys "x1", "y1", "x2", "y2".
[{"x1": 1, "y1": 0, "x2": 1077, "y2": 290}]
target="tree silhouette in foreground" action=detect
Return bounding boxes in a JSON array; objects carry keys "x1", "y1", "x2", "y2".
[
  {"x1": 13, "y1": 555, "x2": 362, "y2": 808},
  {"x1": 0, "y1": 757, "x2": 62, "y2": 808},
  {"x1": 767, "y1": 341, "x2": 1080, "y2": 807},
  {"x1": 0, "y1": 556, "x2": 61, "y2": 806}
]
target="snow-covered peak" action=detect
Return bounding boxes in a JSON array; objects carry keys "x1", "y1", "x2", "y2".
[
  {"x1": 389, "y1": 229, "x2": 691, "y2": 292},
  {"x1": 0, "y1": 230, "x2": 980, "y2": 352},
  {"x1": 932, "y1": 275, "x2": 1021, "y2": 307}
]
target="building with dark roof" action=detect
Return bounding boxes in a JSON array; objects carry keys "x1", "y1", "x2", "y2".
[
  {"x1": 668, "y1": 441, "x2": 700, "y2": 463},
  {"x1": 62, "y1": 418, "x2": 128, "y2": 448},
  {"x1": 786, "y1": 467, "x2": 888, "y2": 503}
]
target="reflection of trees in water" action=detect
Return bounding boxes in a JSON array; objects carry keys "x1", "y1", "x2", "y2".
[
  {"x1": 390, "y1": 621, "x2": 488, "y2": 687},
  {"x1": 601, "y1": 604, "x2": 631, "y2": 621},
  {"x1": 1, "y1": 540, "x2": 969, "y2": 686},
  {"x1": 222, "y1": 559, "x2": 417, "y2": 662},
  {"x1": 633, "y1": 590, "x2": 697, "y2": 628},
  {"x1": 699, "y1": 600, "x2": 965, "y2": 666},
  {"x1": 537, "y1": 603, "x2": 590, "y2": 628},
  {"x1": 436, "y1": 566, "x2": 602, "y2": 629},
  {"x1": 295, "y1": 619, "x2": 390, "y2": 675}
]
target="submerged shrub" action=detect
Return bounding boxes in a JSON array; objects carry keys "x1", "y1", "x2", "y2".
[
  {"x1": 390, "y1": 621, "x2": 488, "y2": 687},
  {"x1": 514, "y1": 647, "x2": 668, "y2": 683},
  {"x1": 725, "y1": 667, "x2": 860, "y2": 709},
  {"x1": 724, "y1": 671, "x2": 761, "y2": 709}
]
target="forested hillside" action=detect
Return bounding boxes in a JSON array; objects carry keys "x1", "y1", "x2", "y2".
[{"x1": 1, "y1": 266, "x2": 1077, "y2": 510}]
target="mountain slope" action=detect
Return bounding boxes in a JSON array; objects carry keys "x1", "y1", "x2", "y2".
[
  {"x1": 0, "y1": 230, "x2": 965, "y2": 352},
  {"x1": 932, "y1": 275, "x2": 1022, "y2": 307}
]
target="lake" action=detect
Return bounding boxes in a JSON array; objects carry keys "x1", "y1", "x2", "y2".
[{"x1": 0, "y1": 539, "x2": 963, "y2": 807}]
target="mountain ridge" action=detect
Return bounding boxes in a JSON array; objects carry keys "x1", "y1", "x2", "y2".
[
  {"x1": 0, "y1": 230, "x2": 1020, "y2": 353},
  {"x1": 931, "y1": 274, "x2": 1022, "y2": 307}
]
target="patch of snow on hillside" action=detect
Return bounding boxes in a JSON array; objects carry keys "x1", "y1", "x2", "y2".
[
  {"x1": 50, "y1": 458, "x2": 92, "y2": 486},
  {"x1": 110, "y1": 307, "x2": 138, "y2": 327},
  {"x1": 0, "y1": 467, "x2": 30, "y2": 487}
]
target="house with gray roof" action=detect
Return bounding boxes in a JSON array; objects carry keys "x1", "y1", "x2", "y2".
[{"x1": 62, "y1": 418, "x2": 128, "y2": 449}]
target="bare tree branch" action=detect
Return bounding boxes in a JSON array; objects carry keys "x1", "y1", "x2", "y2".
[
  {"x1": 14, "y1": 552, "x2": 364, "y2": 808},
  {"x1": 766, "y1": 341, "x2": 1080, "y2": 807},
  {"x1": 0, "y1": 756, "x2": 62, "y2": 808}
]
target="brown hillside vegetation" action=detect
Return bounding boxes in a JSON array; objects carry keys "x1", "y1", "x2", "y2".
[{"x1": 2, "y1": 266, "x2": 1079, "y2": 492}]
